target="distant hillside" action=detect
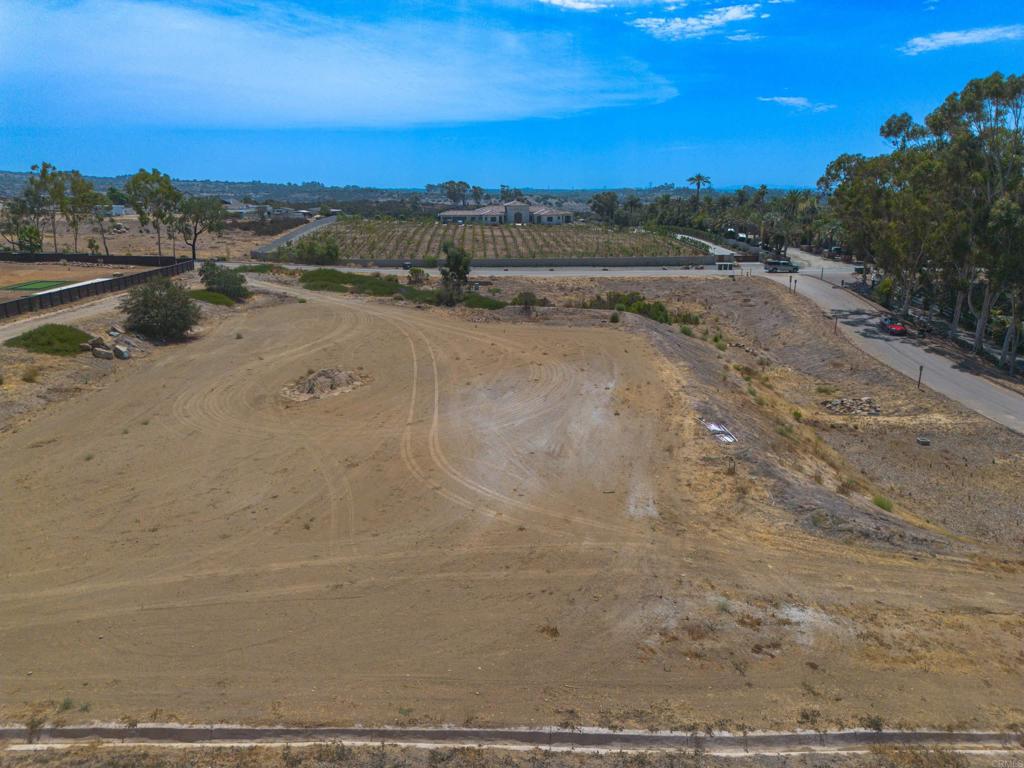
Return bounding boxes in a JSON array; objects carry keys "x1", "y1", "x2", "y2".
[
  {"x1": 0, "y1": 171, "x2": 412, "y2": 204},
  {"x1": 0, "y1": 171, "x2": 808, "y2": 205}
]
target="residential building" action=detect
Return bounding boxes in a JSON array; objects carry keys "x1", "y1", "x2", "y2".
[{"x1": 439, "y1": 202, "x2": 573, "y2": 225}]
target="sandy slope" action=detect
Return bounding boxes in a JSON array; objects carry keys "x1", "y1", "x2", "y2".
[{"x1": 0, "y1": 289, "x2": 1021, "y2": 733}]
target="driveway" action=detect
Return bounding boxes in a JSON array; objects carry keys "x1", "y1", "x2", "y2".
[{"x1": 764, "y1": 273, "x2": 1024, "y2": 435}]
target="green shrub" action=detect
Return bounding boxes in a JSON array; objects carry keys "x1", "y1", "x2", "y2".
[
  {"x1": 872, "y1": 495, "x2": 893, "y2": 512},
  {"x1": 199, "y1": 262, "x2": 250, "y2": 300},
  {"x1": 121, "y1": 277, "x2": 201, "y2": 342},
  {"x1": 272, "y1": 231, "x2": 340, "y2": 264},
  {"x1": 678, "y1": 310, "x2": 702, "y2": 325},
  {"x1": 510, "y1": 291, "x2": 550, "y2": 308},
  {"x1": 873, "y1": 277, "x2": 894, "y2": 307},
  {"x1": 680, "y1": 324, "x2": 693, "y2": 336},
  {"x1": 300, "y1": 269, "x2": 438, "y2": 304},
  {"x1": 21, "y1": 365, "x2": 40, "y2": 383},
  {"x1": 610, "y1": 311, "x2": 620, "y2": 323},
  {"x1": 189, "y1": 289, "x2": 235, "y2": 306},
  {"x1": 581, "y1": 291, "x2": 675, "y2": 324},
  {"x1": 4, "y1": 324, "x2": 90, "y2": 356},
  {"x1": 463, "y1": 293, "x2": 506, "y2": 310}
]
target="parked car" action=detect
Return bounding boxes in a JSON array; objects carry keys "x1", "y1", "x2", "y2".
[
  {"x1": 764, "y1": 259, "x2": 799, "y2": 273},
  {"x1": 879, "y1": 316, "x2": 908, "y2": 336}
]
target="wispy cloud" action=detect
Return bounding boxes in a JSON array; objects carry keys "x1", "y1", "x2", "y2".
[
  {"x1": 758, "y1": 96, "x2": 836, "y2": 113},
  {"x1": 900, "y1": 24, "x2": 1024, "y2": 55},
  {"x1": 727, "y1": 31, "x2": 763, "y2": 41},
  {"x1": 0, "y1": 0, "x2": 676, "y2": 129},
  {"x1": 631, "y1": 4, "x2": 761, "y2": 40},
  {"x1": 534, "y1": 0, "x2": 664, "y2": 9}
]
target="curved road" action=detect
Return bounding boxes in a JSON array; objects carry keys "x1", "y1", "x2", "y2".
[{"x1": 765, "y1": 273, "x2": 1024, "y2": 435}]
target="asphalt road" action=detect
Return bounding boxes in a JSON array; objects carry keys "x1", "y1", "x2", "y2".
[{"x1": 765, "y1": 273, "x2": 1024, "y2": 435}]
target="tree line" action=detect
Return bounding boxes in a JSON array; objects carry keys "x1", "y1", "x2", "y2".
[
  {"x1": 0, "y1": 164, "x2": 226, "y2": 259},
  {"x1": 821, "y1": 72, "x2": 1023, "y2": 372},
  {"x1": 426, "y1": 181, "x2": 526, "y2": 207},
  {"x1": 585, "y1": 72, "x2": 1023, "y2": 374}
]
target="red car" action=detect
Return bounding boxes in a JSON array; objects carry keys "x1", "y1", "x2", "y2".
[{"x1": 879, "y1": 316, "x2": 908, "y2": 336}]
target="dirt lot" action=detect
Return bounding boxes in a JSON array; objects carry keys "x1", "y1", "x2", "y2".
[
  {"x1": 0, "y1": 277, "x2": 1022, "y2": 735},
  {"x1": 0, "y1": 263, "x2": 146, "y2": 302},
  {"x1": 38, "y1": 216, "x2": 304, "y2": 261}
]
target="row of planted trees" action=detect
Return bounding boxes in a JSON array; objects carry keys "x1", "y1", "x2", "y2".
[
  {"x1": 0, "y1": 164, "x2": 226, "y2": 259},
  {"x1": 590, "y1": 185, "x2": 832, "y2": 259},
  {"x1": 821, "y1": 72, "x2": 1024, "y2": 374}
]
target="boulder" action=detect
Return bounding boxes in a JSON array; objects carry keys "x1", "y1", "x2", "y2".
[
  {"x1": 92, "y1": 347, "x2": 114, "y2": 360},
  {"x1": 79, "y1": 342, "x2": 93, "y2": 352},
  {"x1": 88, "y1": 337, "x2": 110, "y2": 350},
  {"x1": 113, "y1": 344, "x2": 131, "y2": 360}
]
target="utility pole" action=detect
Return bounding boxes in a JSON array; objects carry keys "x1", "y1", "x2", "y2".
[{"x1": 917, "y1": 365, "x2": 924, "y2": 390}]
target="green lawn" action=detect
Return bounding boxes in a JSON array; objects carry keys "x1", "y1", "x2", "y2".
[
  {"x1": 3, "y1": 280, "x2": 73, "y2": 292},
  {"x1": 4, "y1": 324, "x2": 91, "y2": 355},
  {"x1": 189, "y1": 289, "x2": 235, "y2": 306}
]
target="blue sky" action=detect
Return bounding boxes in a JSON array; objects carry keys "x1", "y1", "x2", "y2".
[{"x1": 1, "y1": 0, "x2": 1022, "y2": 188}]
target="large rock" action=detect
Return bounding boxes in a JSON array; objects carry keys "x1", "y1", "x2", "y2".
[
  {"x1": 79, "y1": 342, "x2": 93, "y2": 353},
  {"x1": 113, "y1": 345, "x2": 131, "y2": 360},
  {"x1": 92, "y1": 347, "x2": 114, "y2": 360}
]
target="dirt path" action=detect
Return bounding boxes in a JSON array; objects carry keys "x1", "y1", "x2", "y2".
[
  {"x1": 1, "y1": 282, "x2": 1022, "y2": 733},
  {"x1": 2, "y1": 723, "x2": 1020, "y2": 756}
]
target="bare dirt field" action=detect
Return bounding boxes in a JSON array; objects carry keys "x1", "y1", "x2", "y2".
[
  {"x1": 0, "y1": 263, "x2": 146, "y2": 302},
  {"x1": 38, "y1": 216, "x2": 305, "y2": 261},
  {"x1": 0, "y1": 277, "x2": 1022, "y2": 736}
]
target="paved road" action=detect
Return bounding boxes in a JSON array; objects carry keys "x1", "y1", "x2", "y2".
[
  {"x1": 1, "y1": 724, "x2": 1018, "y2": 756},
  {"x1": 251, "y1": 261, "x2": 853, "y2": 279},
  {"x1": 766, "y1": 274, "x2": 1024, "y2": 435}
]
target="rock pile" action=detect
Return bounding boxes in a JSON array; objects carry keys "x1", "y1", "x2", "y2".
[
  {"x1": 822, "y1": 397, "x2": 880, "y2": 416},
  {"x1": 283, "y1": 368, "x2": 365, "y2": 402}
]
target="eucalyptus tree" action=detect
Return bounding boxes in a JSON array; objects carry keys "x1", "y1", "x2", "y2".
[
  {"x1": 925, "y1": 72, "x2": 1024, "y2": 352},
  {"x1": 123, "y1": 168, "x2": 182, "y2": 258},
  {"x1": 176, "y1": 196, "x2": 227, "y2": 259},
  {"x1": 61, "y1": 171, "x2": 101, "y2": 253}
]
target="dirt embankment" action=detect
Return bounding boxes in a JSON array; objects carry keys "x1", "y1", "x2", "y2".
[{"x1": 482, "y1": 275, "x2": 1024, "y2": 549}]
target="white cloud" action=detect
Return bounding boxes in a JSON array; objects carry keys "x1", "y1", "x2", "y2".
[
  {"x1": 727, "y1": 31, "x2": 763, "y2": 41},
  {"x1": 631, "y1": 4, "x2": 760, "y2": 40},
  {"x1": 0, "y1": 0, "x2": 676, "y2": 128},
  {"x1": 758, "y1": 96, "x2": 836, "y2": 113},
  {"x1": 900, "y1": 24, "x2": 1024, "y2": 55}
]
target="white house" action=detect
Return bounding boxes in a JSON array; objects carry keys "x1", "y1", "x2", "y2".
[{"x1": 439, "y1": 202, "x2": 573, "y2": 225}]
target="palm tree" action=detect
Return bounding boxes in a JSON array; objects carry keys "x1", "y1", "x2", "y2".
[{"x1": 687, "y1": 173, "x2": 711, "y2": 205}]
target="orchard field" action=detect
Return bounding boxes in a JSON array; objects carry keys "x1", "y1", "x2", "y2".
[{"x1": 318, "y1": 219, "x2": 701, "y2": 260}]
